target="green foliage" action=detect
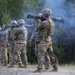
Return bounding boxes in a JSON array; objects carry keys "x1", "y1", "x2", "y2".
[
  {"x1": 0, "y1": 0, "x2": 8, "y2": 26},
  {"x1": 1, "y1": 12, "x2": 11, "y2": 25},
  {"x1": 23, "y1": 0, "x2": 38, "y2": 10},
  {"x1": 27, "y1": 41, "x2": 37, "y2": 64},
  {"x1": 0, "y1": 0, "x2": 39, "y2": 26},
  {"x1": 7, "y1": 0, "x2": 38, "y2": 19},
  {"x1": 53, "y1": 27, "x2": 75, "y2": 64},
  {"x1": 7, "y1": 0, "x2": 23, "y2": 19},
  {"x1": 53, "y1": 41, "x2": 65, "y2": 64}
]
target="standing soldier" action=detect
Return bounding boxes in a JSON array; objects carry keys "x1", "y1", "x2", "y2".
[
  {"x1": 30, "y1": 13, "x2": 51, "y2": 71},
  {"x1": 5, "y1": 25, "x2": 12, "y2": 64},
  {"x1": 8, "y1": 20, "x2": 18, "y2": 67},
  {"x1": 34, "y1": 8, "x2": 58, "y2": 72},
  {"x1": 30, "y1": 28, "x2": 51, "y2": 70},
  {"x1": 0, "y1": 25, "x2": 8, "y2": 66},
  {"x1": 30, "y1": 29, "x2": 40, "y2": 58},
  {"x1": 30, "y1": 13, "x2": 42, "y2": 58},
  {"x1": 8, "y1": 19, "x2": 28, "y2": 68},
  {"x1": 17, "y1": 19, "x2": 28, "y2": 68}
]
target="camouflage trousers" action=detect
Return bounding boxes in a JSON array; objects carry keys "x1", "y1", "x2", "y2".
[
  {"x1": 44, "y1": 50, "x2": 51, "y2": 69},
  {"x1": 10, "y1": 43, "x2": 28, "y2": 65},
  {"x1": 37, "y1": 40, "x2": 58, "y2": 69},
  {"x1": 0, "y1": 45, "x2": 8, "y2": 65},
  {"x1": 35, "y1": 42, "x2": 51, "y2": 69},
  {"x1": 35, "y1": 42, "x2": 39, "y2": 58},
  {"x1": 8, "y1": 42, "x2": 14, "y2": 64}
]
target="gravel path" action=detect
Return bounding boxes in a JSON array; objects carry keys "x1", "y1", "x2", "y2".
[{"x1": 0, "y1": 65, "x2": 75, "y2": 75}]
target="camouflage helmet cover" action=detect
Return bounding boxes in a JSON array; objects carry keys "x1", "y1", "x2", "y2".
[
  {"x1": 11, "y1": 20, "x2": 18, "y2": 26},
  {"x1": 17, "y1": 19, "x2": 25, "y2": 25},
  {"x1": 41, "y1": 8, "x2": 52, "y2": 17},
  {"x1": 2, "y1": 24, "x2": 6, "y2": 29}
]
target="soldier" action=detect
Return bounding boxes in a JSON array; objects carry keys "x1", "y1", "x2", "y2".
[
  {"x1": 30, "y1": 29, "x2": 40, "y2": 58},
  {"x1": 34, "y1": 8, "x2": 58, "y2": 72},
  {"x1": 8, "y1": 20, "x2": 18, "y2": 67},
  {"x1": 5, "y1": 25, "x2": 12, "y2": 64},
  {"x1": 8, "y1": 19, "x2": 28, "y2": 68},
  {"x1": 30, "y1": 27, "x2": 51, "y2": 70},
  {"x1": 17, "y1": 19, "x2": 28, "y2": 68},
  {"x1": 0, "y1": 25, "x2": 8, "y2": 66},
  {"x1": 30, "y1": 13, "x2": 51, "y2": 70}
]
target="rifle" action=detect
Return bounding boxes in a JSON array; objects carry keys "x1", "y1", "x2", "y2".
[{"x1": 27, "y1": 14, "x2": 64, "y2": 23}]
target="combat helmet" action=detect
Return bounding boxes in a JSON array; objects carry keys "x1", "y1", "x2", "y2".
[
  {"x1": 17, "y1": 19, "x2": 25, "y2": 26},
  {"x1": 41, "y1": 8, "x2": 52, "y2": 18},
  {"x1": 11, "y1": 20, "x2": 18, "y2": 26},
  {"x1": 1, "y1": 24, "x2": 6, "y2": 30}
]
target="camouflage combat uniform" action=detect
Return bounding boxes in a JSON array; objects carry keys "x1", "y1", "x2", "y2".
[
  {"x1": 36, "y1": 18, "x2": 58, "y2": 71},
  {"x1": 0, "y1": 29, "x2": 8, "y2": 66},
  {"x1": 8, "y1": 20, "x2": 19, "y2": 67},
  {"x1": 30, "y1": 29, "x2": 40, "y2": 57},
  {"x1": 30, "y1": 28, "x2": 51, "y2": 69},
  {"x1": 10, "y1": 24, "x2": 28, "y2": 67},
  {"x1": 8, "y1": 26, "x2": 14, "y2": 64}
]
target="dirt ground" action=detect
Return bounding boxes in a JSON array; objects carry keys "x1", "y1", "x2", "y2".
[{"x1": 0, "y1": 65, "x2": 75, "y2": 75}]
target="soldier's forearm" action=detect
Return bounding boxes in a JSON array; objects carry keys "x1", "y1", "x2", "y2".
[{"x1": 36, "y1": 24, "x2": 44, "y2": 30}]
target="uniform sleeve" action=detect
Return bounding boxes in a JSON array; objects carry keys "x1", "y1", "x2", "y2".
[
  {"x1": 10, "y1": 28, "x2": 19, "y2": 40},
  {"x1": 8, "y1": 30, "x2": 11, "y2": 41},
  {"x1": 37, "y1": 21, "x2": 48, "y2": 30},
  {"x1": 25, "y1": 28, "x2": 28, "y2": 41},
  {"x1": 49, "y1": 19, "x2": 55, "y2": 36}
]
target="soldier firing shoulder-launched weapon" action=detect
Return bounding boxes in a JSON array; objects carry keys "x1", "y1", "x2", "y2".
[{"x1": 27, "y1": 14, "x2": 64, "y2": 23}]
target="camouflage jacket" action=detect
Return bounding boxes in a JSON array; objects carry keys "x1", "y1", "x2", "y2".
[
  {"x1": 10, "y1": 25, "x2": 28, "y2": 44},
  {"x1": 30, "y1": 29, "x2": 40, "y2": 43},
  {"x1": 0, "y1": 30, "x2": 8, "y2": 45},
  {"x1": 37, "y1": 18, "x2": 55, "y2": 41}
]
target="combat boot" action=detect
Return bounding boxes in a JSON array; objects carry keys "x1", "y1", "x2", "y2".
[
  {"x1": 51, "y1": 65, "x2": 58, "y2": 72},
  {"x1": 44, "y1": 68, "x2": 49, "y2": 71},
  {"x1": 7, "y1": 63, "x2": 15, "y2": 68},
  {"x1": 19, "y1": 63, "x2": 24, "y2": 68},
  {"x1": 34, "y1": 68, "x2": 43, "y2": 72},
  {"x1": 23, "y1": 64, "x2": 27, "y2": 68},
  {"x1": 3, "y1": 63, "x2": 7, "y2": 66},
  {"x1": 0, "y1": 61, "x2": 2, "y2": 66},
  {"x1": 3, "y1": 60, "x2": 8, "y2": 66}
]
